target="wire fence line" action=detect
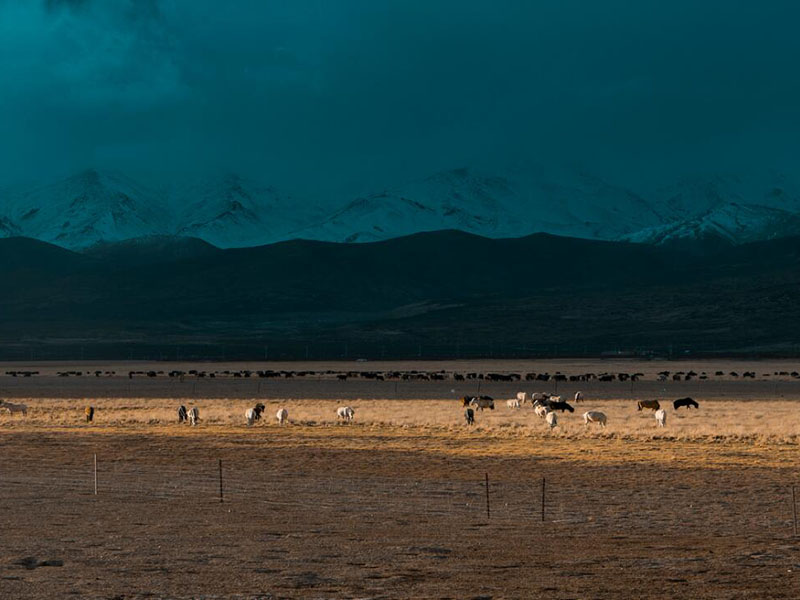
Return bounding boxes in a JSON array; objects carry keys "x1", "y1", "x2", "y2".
[{"x1": 1, "y1": 454, "x2": 797, "y2": 537}]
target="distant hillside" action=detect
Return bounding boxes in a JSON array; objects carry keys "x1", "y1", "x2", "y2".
[{"x1": 2, "y1": 231, "x2": 800, "y2": 359}]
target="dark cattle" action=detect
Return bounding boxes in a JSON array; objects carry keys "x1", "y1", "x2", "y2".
[
  {"x1": 673, "y1": 397, "x2": 699, "y2": 410},
  {"x1": 85, "y1": 406, "x2": 94, "y2": 423},
  {"x1": 177, "y1": 405, "x2": 188, "y2": 423},
  {"x1": 464, "y1": 408, "x2": 475, "y2": 426},
  {"x1": 637, "y1": 400, "x2": 660, "y2": 411},
  {"x1": 548, "y1": 401, "x2": 574, "y2": 413}
]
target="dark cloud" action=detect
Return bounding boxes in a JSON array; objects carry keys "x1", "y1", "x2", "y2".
[
  {"x1": 43, "y1": 0, "x2": 90, "y2": 11},
  {"x1": 1, "y1": 1, "x2": 799, "y2": 195}
]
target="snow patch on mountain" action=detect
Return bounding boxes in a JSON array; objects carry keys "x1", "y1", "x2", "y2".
[
  {"x1": 1, "y1": 169, "x2": 166, "y2": 249},
  {"x1": 625, "y1": 203, "x2": 800, "y2": 245},
  {"x1": 175, "y1": 174, "x2": 318, "y2": 248},
  {"x1": 295, "y1": 166, "x2": 667, "y2": 243},
  {"x1": 3, "y1": 166, "x2": 800, "y2": 249}
]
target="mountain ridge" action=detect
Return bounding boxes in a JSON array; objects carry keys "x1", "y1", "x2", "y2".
[{"x1": 2, "y1": 166, "x2": 800, "y2": 250}]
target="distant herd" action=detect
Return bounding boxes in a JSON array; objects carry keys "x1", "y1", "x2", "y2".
[{"x1": 460, "y1": 391, "x2": 700, "y2": 429}]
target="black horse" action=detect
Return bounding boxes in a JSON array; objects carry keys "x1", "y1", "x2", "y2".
[
  {"x1": 548, "y1": 401, "x2": 575, "y2": 413},
  {"x1": 673, "y1": 397, "x2": 699, "y2": 410},
  {"x1": 177, "y1": 405, "x2": 188, "y2": 423}
]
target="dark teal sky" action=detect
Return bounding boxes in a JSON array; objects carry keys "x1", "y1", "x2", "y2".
[{"x1": 1, "y1": 1, "x2": 798, "y2": 193}]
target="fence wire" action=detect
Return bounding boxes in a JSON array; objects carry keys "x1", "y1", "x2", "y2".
[{"x1": 0, "y1": 454, "x2": 795, "y2": 537}]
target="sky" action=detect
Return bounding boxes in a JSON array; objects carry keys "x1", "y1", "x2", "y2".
[{"x1": 0, "y1": 0, "x2": 798, "y2": 196}]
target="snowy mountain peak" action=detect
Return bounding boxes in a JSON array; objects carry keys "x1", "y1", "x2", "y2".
[
  {"x1": 2, "y1": 166, "x2": 800, "y2": 249},
  {"x1": 1, "y1": 169, "x2": 165, "y2": 249}
]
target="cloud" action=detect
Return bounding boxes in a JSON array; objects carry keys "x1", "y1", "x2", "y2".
[{"x1": 0, "y1": 1, "x2": 798, "y2": 194}]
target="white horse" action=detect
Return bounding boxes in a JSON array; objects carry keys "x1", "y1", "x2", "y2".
[
  {"x1": 655, "y1": 409, "x2": 667, "y2": 428},
  {"x1": 337, "y1": 406, "x2": 354, "y2": 421},
  {"x1": 188, "y1": 407, "x2": 199, "y2": 426},
  {"x1": 276, "y1": 408, "x2": 288, "y2": 425},
  {"x1": 0, "y1": 400, "x2": 27, "y2": 416}
]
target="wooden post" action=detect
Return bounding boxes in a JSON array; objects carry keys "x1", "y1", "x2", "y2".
[
  {"x1": 793, "y1": 485, "x2": 797, "y2": 536},
  {"x1": 485, "y1": 473, "x2": 490, "y2": 519},
  {"x1": 218, "y1": 459, "x2": 224, "y2": 503},
  {"x1": 93, "y1": 453, "x2": 97, "y2": 496},
  {"x1": 541, "y1": 476, "x2": 546, "y2": 522}
]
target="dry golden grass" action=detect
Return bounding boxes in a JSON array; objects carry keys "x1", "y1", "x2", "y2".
[{"x1": 2, "y1": 396, "x2": 798, "y2": 470}]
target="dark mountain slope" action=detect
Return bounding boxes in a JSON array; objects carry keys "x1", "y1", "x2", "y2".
[{"x1": 2, "y1": 231, "x2": 800, "y2": 358}]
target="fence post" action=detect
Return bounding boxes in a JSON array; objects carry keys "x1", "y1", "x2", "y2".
[
  {"x1": 793, "y1": 485, "x2": 797, "y2": 536},
  {"x1": 93, "y1": 453, "x2": 97, "y2": 496},
  {"x1": 541, "y1": 476, "x2": 546, "y2": 522},
  {"x1": 218, "y1": 459, "x2": 224, "y2": 503},
  {"x1": 485, "y1": 472, "x2": 490, "y2": 519}
]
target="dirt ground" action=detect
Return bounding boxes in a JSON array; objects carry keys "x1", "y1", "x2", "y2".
[{"x1": 1, "y1": 361, "x2": 800, "y2": 599}]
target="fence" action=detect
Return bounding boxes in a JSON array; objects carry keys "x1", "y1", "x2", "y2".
[{"x1": 1, "y1": 454, "x2": 797, "y2": 538}]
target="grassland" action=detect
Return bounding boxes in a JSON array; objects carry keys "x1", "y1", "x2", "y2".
[{"x1": 0, "y1": 361, "x2": 799, "y2": 598}]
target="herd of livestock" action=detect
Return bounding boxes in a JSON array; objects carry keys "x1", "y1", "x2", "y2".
[
  {"x1": 460, "y1": 391, "x2": 700, "y2": 430},
  {"x1": 0, "y1": 391, "x2": 698, "y2": 431}
]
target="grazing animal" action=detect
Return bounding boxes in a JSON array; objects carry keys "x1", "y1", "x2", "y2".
[
  {"x1": 461, "y1": 395, "x2": 476, "y2": 407},
  {"x1": 534, "y1": 404, "x2": 550, "y2": 418},
  {"x1": 574, "y1": 391, "x2": 584, "y2": 402},
  {"x1": 507, "y1": 398, "x2": 521, "y2": 409},
  {"x1": 516, "y1": 392, "x2": 529, "y2": 404},
  {"x1": 548, "y1": 401, "x2": 574, "y2": 413},
  {"x1": 337, "y1": 406, "x2": 355, "y2": 421},
  {"x1": 546, "y1": 411, "x2": 558, "y2": 429},
  {"x1": 673, "y1": 397, "x2": 699, "y2": 410},
  {"x1": 276, "y1": 408, "x2": 288, "y2": 425},
  {"x1": 655, "y1": 409, "x2": 667, "y2": 427},
  {"x1": 0, "y1": 400, "x2": 27, "y2": 416},
  {"x1": 548, "y1": 395, "x2": 562, "y2": 403},
  {"x1": 177, "y1": 405, "x2": 188, "y2": 423},
  {"x1": 583, "y1": 411, "x2": 607, "y2": 428},
  {"x1": 245, "y1": 403, "x2": 265, "y2": 426},
  {"x1": 470, "y1": 396, "x2": 494, "y2": 411},
  {"x1": 531, "y1": 392, "x2": 550, "y2": 402},
  {"x1": 188, "y1": 407, "x2": 199, "y2": 426},
  {"x1": 637, "y1": 400, "x2": 661, "y2": 411},
  {"x1": 464, "y1": 408, "x2": 475, "y2": 425},
  {"x1": 85, "y1": 406, "x2": 94, "y2": 423}
]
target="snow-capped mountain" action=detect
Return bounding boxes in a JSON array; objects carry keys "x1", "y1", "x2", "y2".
[
  {"x1": 295, "y1": 166, "x2": 667, "y2": 242},
  {"x1": 627, "y1": 172, "x2": 800, "y2": 244},
  {"x1": 626, "y1": 203, "x2": 800, "y2": 245},
  {"x1": 0, "y1": 169, "x2": 167, "y2": 249},
  {"x1": 174, "y1": 174, "x2": 318, "y2": 248},
  {"x1": 2, "y1": 166, "x2": 800, "y2": 249}
]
